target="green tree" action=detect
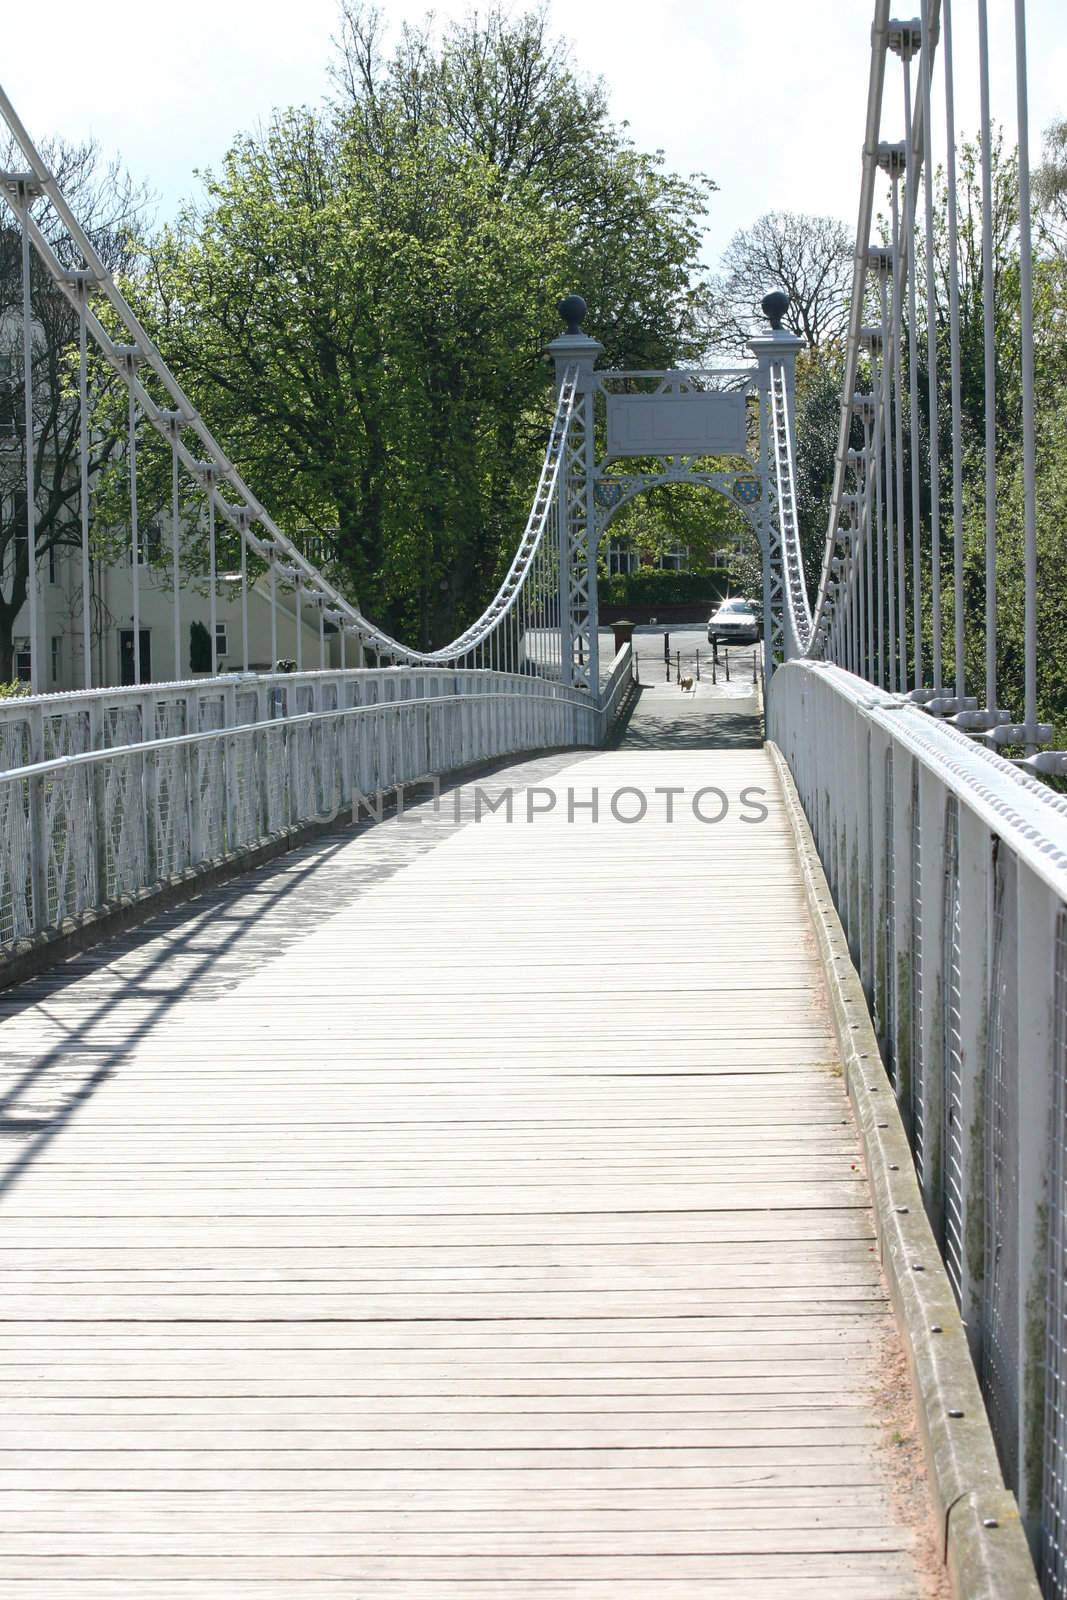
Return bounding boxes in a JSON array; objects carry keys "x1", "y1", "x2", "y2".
[
  {"x1": 888, "y1": 130, "x2": 1067, "y2": 739},
  {"x1": 189, "y1": 619, "x2": 211, "y2": 673},
  {"x1": 335, "y1": 6, "x2": 715, "y2": 370},
  {"x1": 130, "y1": 7, "x2": 717, "y2": 648},
  {"x1": 1034, "y1": 117, "x2": 1067, "y2": 251},
  {"x1": 600, "y1": 481, "x2": 747, "y2": 574}
]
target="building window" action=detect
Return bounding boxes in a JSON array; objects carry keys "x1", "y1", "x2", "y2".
[
  {"x1": 131, "y1": 522, "x2": 163, "y2": 565},
  {"x1": 657, "y1": 545, "x2": 690, "y2": 572},
  {"x1": 0, "y1": 351, "x2": 20, "y2": 438},
  {"x1": 8, "y1": 493, "x2": 28, "y2": 577},
  {"x1": 14, "y1": 645, "x2": 31, "y2": 683},
  {"x1": 51, "y1": 636, "x2": 60, "y2": 683},
  {"x1": 0, "y1": 381, "x2": 16, "y2": 439},
  {"x1": 215, "y1": 623, "x2": 228, "y2": 660},
  {"x1": 710, "y1": 540, "x2": 746, "y2": 571},
  {"x1": 607, "y1": 539, "x2": 639, "y2": 576}
]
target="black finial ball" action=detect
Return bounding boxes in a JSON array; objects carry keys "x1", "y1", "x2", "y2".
[
  {"x1": 761, "y1": 290, "x2": 790, "y2": 330},
  {"x1": 558, "y1": 294, "x2": 587, "y2": 335}
]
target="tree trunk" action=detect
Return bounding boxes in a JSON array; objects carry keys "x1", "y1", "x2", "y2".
[{"x1": 0, "y1": 604, "x2": 18, "y2": 683}]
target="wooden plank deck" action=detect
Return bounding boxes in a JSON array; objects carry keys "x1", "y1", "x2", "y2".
[{"x1": 0, "y1": 744, "x2": 940, "y2": 1597}]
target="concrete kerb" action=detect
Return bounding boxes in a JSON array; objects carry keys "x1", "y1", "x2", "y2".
[{"x1": 767, "y1": 739, "x2": 1042, "y2": 1600}]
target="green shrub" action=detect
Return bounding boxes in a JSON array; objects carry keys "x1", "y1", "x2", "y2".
[
  {"x1": 598, "y1": 568, "x2": 733, "y2": 607},
  {"x1": 189, "y1": 620, "x2": 212, "y2": 673}
]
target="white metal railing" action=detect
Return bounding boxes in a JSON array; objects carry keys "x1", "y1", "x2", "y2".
[
  {"x1": 598, "y1": 644, "x2": 637, "y2": 732},
  {"x1": 770, "y1": 658, "x2": 1067, "y2": 1567},
  {"x1": 0, "y1": 651, "x2": 633, "y2": 954},
  {"x1": 0, "y1": 666, "x2": 479, "y2": 767},
  {"x1": 766, "y1": 0, "x2": 1067, "y2": 1589}
]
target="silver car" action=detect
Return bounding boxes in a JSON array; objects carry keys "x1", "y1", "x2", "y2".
[{"x1": 707, "y1": 597, "x2": 759, "y2": 645}]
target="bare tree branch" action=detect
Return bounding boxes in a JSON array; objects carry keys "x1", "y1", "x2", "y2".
[{"x1": 707, "y1": 210, "x2": 853, "y2": 356}]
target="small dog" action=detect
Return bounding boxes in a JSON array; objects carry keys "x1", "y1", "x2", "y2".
[{"x1": 679, "y1": 674, "x2": 695, "y2": 694}]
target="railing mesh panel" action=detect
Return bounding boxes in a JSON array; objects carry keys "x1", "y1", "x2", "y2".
[
  {"x1": 104, "y1": 752, "x2": 146, "y2": 900},
  {"x1": 155, "y1": 698, "x2": 188, "y2": 741},
  {"x1": 941, "y1": 795, "x2": 964, "y2": 1306},
  {"x1": 0, "y1": 719, "x2": 29, "y2": 771},
  {"x1": 287, "y1": 724, "x2": 317, "y2": 823},
  {"x1": 0, "y1": 776, "x2": 32, "y2": 944},
  {"x1": 196, "y1": 743, "x2": 226, "y2": 859},
  {"x1": 232, "y1": 734, "x2": 261, "y2": 848},
  {"x1": 315, "y1": 718, "x2": 341, "y2": 819},
  {"x1": 864, "y1": 727, "x2": 874, "y2": 1003},
  {"x1": 982, "y1": 844, "x2": 1021, "y2": 1492},
  {"x1": 44, "y1": 765, "x2": 94, "y2": 924},
  {"x1": 43, "y1": 711, "x2": 90, "y2": 761},
  {"x1": 236, "y1": 690, "x2": 259, "y2": 725},
  {"x1": 197, "y1": 694, "x2": 226, "y2": 732},
  {"x1": 1043, "y1": 912, "x2": 1067, "y2": 1598},
  {"x1": 153, "y1": 745, "x2": 191, "y2": 878},
  {"x1": 884, "y1": 746, "x2": 897, "y2": 1087},
  {"x1": 910, "y1": 760, "x2": 925, "y2": 1181},
  {"x1": 105, "y1": 705, "x2": 144, "y2": 749},
  {"x1": 264, "y1": 726, "x2": 288, "y2": 833}
]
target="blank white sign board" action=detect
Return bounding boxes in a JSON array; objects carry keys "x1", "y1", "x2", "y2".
[{"x1": 606, "y1": 392, "x2": 748, "y2": 457}]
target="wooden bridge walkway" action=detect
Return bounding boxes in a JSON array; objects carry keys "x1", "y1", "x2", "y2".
[{"x1": 0, "y1": 737, "x2": 940, "y2": 1597}]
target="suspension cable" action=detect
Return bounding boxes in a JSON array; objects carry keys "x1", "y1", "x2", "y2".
[
  {"x1": 977, "y1": 0, "x2": 999, "y2": 715},
  {"x1": 943, "y1": 0, "x2": 966, "y2": 703},
  {"x1": 920, "y1": 0, "x2": 943, "y2": 693},
  {"x1": 1013, "y1": 0, "x2": 1038, "y2": 746}
]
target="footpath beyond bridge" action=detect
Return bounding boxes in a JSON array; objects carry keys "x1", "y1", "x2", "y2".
[{"x1": 0, "y1": 685, "x2": 959, "y2": 1597}]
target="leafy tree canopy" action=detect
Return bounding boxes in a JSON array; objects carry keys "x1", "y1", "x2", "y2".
[{"x1": 130, "y1": 6, "x2": 718, "y2": 647}]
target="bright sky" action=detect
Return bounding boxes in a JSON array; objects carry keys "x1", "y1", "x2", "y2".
[{"x1": 3, "y1": 0, "x2": 1065, "y2": 272}]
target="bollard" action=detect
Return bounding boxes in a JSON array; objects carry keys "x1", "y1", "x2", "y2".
[
  {"x1": 752, "y1": 648, "x2": 758, "y2": 684},
  {"x1": 676, "y1": 650, "x2": 681, "y2": 683},
  {"x1": 724, "y1": 650, "x2": 730, "y2": 682},
  {"x1": 695, "y1": 649, "x2": 701, "y2": 681},
  {"x1": 612, "y1": 620, "x2": 636, "y2": 656}
]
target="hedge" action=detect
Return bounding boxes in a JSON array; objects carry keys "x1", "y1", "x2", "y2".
[{"x1": 597, "y1": 568, "x2": 735, "y2": 608}]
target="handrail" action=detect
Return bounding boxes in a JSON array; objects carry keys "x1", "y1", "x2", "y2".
[
  {"x1": 0, "y1": 680, "x2": 596, "y2": 787},
  {"x1": 768, "y1": 653, "x2": 1064, "y2": 1561},
  {"x1": 776, "y1": 659, "x2": 1067, "y2": 896}
]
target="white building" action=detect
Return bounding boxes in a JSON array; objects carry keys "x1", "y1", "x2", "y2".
[
  {"x1": 9, "y1": 543, "x2": 339, "y2": 691},
  {"x1": 1, "y1": 267, "x2": 338, "y2": 692}
]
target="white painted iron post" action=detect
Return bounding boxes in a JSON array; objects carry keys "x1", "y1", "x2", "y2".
[
  {"x1": 750, "y1": 293, "x2": 806, "y2": 670},
  {"x1": 548, "y1": 296, "x2": 603, "y2": 693}
]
